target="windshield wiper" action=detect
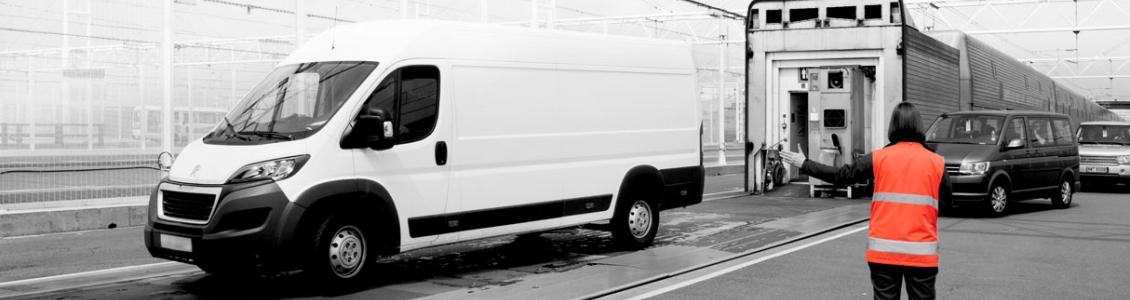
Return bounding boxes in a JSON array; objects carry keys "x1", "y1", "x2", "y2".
[
  {"x1": 237, "y1": 131, "x2": 294, "y2": 141},
  {"x1": 220, "y1": 117, "x2": 251, "y2": 141}
]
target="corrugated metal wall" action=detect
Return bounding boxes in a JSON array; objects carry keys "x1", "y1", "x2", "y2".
[
  {"x1": 904, "y1": 28, "x2": 960, "y2": 128},
  {"x1": 965, "y1": 36, "x2": 1055, "y2": 111}
]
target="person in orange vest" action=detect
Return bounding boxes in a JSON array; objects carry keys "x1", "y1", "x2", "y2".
[{"x1": 780, "y1": 102, "x2": 951, "y2": 300}]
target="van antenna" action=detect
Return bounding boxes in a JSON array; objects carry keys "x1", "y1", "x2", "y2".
[{"x1": 331, "y1": 5, "x2": 339, "y2": 50}]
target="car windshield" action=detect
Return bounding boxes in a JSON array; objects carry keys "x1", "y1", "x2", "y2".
[
  {"x1": 926, "y1": 115, "x2": 1005, "y2": 145},
  {"x1": 203, "y1": 61, "x2": 378, "y2": 145},
  {"x1": 1078, "y1": 125, "x2": 1130, "y2": 145}
]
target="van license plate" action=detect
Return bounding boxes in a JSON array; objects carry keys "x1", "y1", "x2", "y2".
[
  {"x1": 160, "y1": 234, "x2": 192, "y2": 252},
  {"x1": 1085, "y1": 167, "x2": 1109, "y2": 173}
]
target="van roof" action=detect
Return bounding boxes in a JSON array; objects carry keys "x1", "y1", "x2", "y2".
[
  {"x1": 1080, "y1": 121, "x2": 1130, "y2": 126},
  {"x1": 942, "y1": 110, "x2": 1069, "y2": 118},
  {"x1": 282, "y1": 20, "x2": 695, "y2": 73}
]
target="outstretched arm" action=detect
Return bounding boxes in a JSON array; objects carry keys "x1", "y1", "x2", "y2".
[{"x1": 780, "y1": 151, "x2": 874, "y2": 185}]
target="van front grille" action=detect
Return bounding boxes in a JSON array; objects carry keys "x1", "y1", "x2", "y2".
[
  {"x1": 945, "y1": 165, "x2": 960, "y2": 174},
  {"x1": 1081, "y1": 155, "x2": 1118, "y2": 166},
  {"x1": 162, "y1": 190, "x2": 217, "y2": 222}
]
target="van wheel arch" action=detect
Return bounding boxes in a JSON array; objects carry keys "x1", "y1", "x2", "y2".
[
  {"x1": 988, "y1": 172, "x2": 1012, "y2": 194},
  {"x1": 295, "y1": 180, "x2": 401, "y2": 257},
  {"x1": 617, "y1": 165, "x2": 664, "y2": 209}
]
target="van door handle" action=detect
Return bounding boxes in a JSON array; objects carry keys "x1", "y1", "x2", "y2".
[{"x1": 435, "y1": 141, "x2": 448, "y2": 166}]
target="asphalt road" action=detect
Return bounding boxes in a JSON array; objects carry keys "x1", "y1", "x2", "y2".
[
  {"x1": 1, "y1": 184, "x2": 868, "y2": 299},
  {"x1": 652, "y1": 190, "x2": 1130, "y2": 299}
]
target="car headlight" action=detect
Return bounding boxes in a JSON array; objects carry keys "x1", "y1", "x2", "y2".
[
  {"x1": 1118, "y1": 156, "x2": 1130, "y2": 165},
  {"x1": 227, "y1": 155, "x2": 310, "y2": 184},
  {"x1": 959, "y1": 161, "x2": 991, "y2": 175}
]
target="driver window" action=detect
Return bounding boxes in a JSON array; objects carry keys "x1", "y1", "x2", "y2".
[{"x1": 360, "y1": 65, "x2": 440, "y2": 144}]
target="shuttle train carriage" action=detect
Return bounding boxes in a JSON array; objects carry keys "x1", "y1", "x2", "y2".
[{"x1": 744, "y1": 0, "x2": 1124, "y2": 195}]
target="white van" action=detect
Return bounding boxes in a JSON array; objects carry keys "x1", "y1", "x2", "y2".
[{"x1": 145, "y1": 20, "x2": 704, "y2": 283}]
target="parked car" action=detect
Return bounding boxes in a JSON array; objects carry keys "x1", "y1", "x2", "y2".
[
  {"x1": 925, "y1": 111, "x2": 1078, "y2": 216},
  {"x1": 144, "y1": 20, "x2": 704, "y2": 284},
  {"x1": 1077, "y1": 121, "x2": 1130, "y2": 187}
]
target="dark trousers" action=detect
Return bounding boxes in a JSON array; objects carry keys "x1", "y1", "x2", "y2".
[{"x1": 868, "y1": 262, "x2": 938, "y2": 300}]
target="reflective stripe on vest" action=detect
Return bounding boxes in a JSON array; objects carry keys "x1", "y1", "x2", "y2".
[
  {"x1": 868, "y1": 237, "x2": 938, "y2": 256},
  {"x1": 872, "y1": 192, "x2": 937, "y2": 209}
]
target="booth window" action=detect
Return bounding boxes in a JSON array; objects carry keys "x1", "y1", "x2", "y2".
[
  {"x1": 789, "y1": 8, "x2": 818, "y2": 23},
  {"x1": 864, "y1": 5, "x2": 881, "y2": 20},
  {"x1": 748, "y1": 9, "x2": 760, "y2": 29},
  {"x1": 827, "y1": 6, "x2": 856, "y2": 20},
  {"x1": 766, "y1": 10, "x2": 782, "y2": 24},
  {"x1": 824, "y1": 110, "x2": 846, "y2": 128}
]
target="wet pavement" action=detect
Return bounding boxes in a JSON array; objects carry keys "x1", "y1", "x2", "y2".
[
  {"x1": 2, "y1": 183, "x2": 869, "y2": 299},
  {"x1": 647, "y1": 191, "x2": 1130, "y2": 300}
]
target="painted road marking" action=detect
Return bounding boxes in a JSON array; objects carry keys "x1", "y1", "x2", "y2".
[
  {"x1": 0, "y1": 262, "x2": 181, "y2": 288},
  {"x1": 627, "y1": 225, "x2": 870, "y2": 300}
]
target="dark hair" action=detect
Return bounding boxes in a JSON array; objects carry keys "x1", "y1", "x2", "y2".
[{"x1": 887, "y1": 102, "x2": 925, "y2": 144}]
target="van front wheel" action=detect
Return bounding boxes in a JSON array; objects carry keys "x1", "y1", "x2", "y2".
[
  {"x1": 306, "y1": 213, "x2": 370, "y2": 285},
  {"x1": 611, "y1": 198, "x2": 659, "y2": 250}
]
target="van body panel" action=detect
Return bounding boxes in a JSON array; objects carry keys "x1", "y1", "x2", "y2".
[{"x1": 147, "y1": 20, "x2": 703, "y2": 271}]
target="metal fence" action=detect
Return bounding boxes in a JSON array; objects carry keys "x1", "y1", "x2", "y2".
[{"x1": 0, "y1": 0, "x2": 745, "y2": 205}]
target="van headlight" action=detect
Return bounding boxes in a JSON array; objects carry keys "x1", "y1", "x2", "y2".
[
  {"x1": 1118, "y1": 156, "x2": 1130, "y2": 165},
  {"x1": 959, "y1": 161, "x2": 991, "y2": 175},
  {"x1": 227, "y1": 155, "x2": 310, "y2": 184}
]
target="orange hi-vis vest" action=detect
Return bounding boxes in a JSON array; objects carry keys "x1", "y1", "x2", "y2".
[{"x1": 867, "y1": 142, "x2": 945, "y2": 267}]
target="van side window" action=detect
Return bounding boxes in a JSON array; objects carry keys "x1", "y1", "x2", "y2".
[
  {"x1": 364, "y1": 72, "x2": 397, "y2": 118},
  {"x1": 361, "y1": 65, "x2": 440, "y2": 144},
  {"x1": 1051, "y1": 118, "x2": 1073, "y2": 145},
  {"x1": 397, "y1": 66, "x2": 440, "y2": 144},
  {"x1": 1003, "y1": 117, "x2": 1026, "y2": 147},
  {"x1": 1027, "y1": 118, "x2": 1054, "y2": 147}
]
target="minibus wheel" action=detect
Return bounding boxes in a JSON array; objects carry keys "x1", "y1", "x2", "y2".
[
  {"x1": 985, "y1": 183, "x2": 1010, "y2": 217},
  {"x1": 306, "y1": 213, "x2": 370, "y2": 285},
  {"x1": 1050, "y1": 177, "x2": 1074, "y2": 209},
  {"x1": 611, "y1": 195, "x2": 660, "y2": 250}
]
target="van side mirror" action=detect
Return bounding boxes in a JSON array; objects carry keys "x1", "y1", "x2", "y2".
[
  {"x1": 342, "y1": 110, "x2": 394, "y2": 150},
  {"x1": 1004, "y1": 138, "x2": 1023, "y2": 150}
]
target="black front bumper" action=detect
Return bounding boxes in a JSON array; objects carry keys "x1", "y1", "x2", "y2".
[
  {"x1": 144, "y1": 180, "x2": 306, "y2": 270},
  {"x1": 948, "y1": 173, "x2": 991, "y2": 203}
]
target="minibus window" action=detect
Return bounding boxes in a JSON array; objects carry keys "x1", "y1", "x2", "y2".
[
  {"x1": 925, "y1": 115, "x2": 1004, "y2": 145},
  {"x1": 1026, "y1": 118, "x2": 1054, "y2": 147},
  {"x1": 1052, "y1": 119, "x2": 1073, "y2": 145}
]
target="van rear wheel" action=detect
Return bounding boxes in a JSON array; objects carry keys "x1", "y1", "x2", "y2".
[
  {"x1": 1051, "y1": 178, "x2": 1074, "y2": 209},
  {"x1": 611, "y1": 197, "x2": 659, "y2": 250}
]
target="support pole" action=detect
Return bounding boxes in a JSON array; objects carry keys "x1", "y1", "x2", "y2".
[
  {"x1": 530, "y1": 0, "x2": 538, "y2": 28},
  {"x1": 162, "y1": 0, "x2": 174, "y2": 153},
  {"x1": 137, "y1": 54, "x2": 146, "y2": 150},
  {"x1": 401, "y1": 0, "x2": 408, "y2": 19},
  {"x1": 85, "y1": 0, "x2": 93, "y2": 150},
  {"x1": 481, "y1": 0, "x2": 488, "y2": 23},
  {"x1": 295, "y1": 0, "x2": 306, "y2": 45},
  {"x1": 27, "y1": 59, "x2": 36, "y2": 150},
  {"x1": 717, "y1": 32, "x2": 727, "y2": 165}
]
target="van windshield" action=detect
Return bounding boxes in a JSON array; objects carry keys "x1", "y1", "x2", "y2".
[
  {"x1": 203, "y1": 61, "x2": 378, "y2": 145},
  {"x1": 1078, "y1": 125, "x2": 1130, "y2": 145},
  {"x1": 926, "y1": 115, "x2": 1005, "y2": 145}
]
